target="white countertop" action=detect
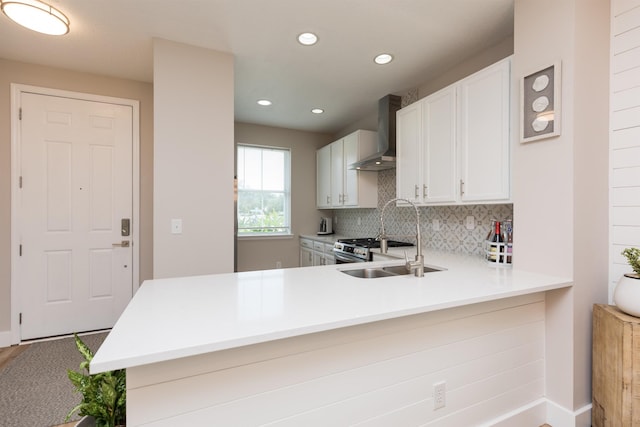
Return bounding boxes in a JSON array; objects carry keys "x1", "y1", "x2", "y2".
[{"x1": 90, "y1": 250, "x2": 571, "y2": 373}]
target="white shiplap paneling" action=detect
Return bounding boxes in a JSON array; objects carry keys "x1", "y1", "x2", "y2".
[
  {"x1": 611, "y1": 0, "x2": 640, "y2": 299},
  {"x1": 127, "y1": 295, "x2": 545, "y2": 426}
]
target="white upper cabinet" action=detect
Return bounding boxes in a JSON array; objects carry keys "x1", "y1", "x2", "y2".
[
  {"x1": 316, "y1": 144, "x2": 332, "y2": 208},
  {"x1": 342, "y1": 131, "x2": 360, "y2": 207},
  {"x1": 423, "y1": 85, "x2": 458, "y2": 203},
  {"x1": 396, "y1": 102, "x2": 422, "y2": 203},
  {"x1": 396, "y1": 56, "x2": 511, "y2": 206},
  {"x1": 458, "y1": 58, "x2": 511, "y2": 202},
  {"x1": 316, "y1": 129, "x2": 378, "y2": 209},
  {"x1": 330, "y1": 140, "x2": 345, "y2": 206},
  {"x1": 396, "y1": 85, "x2": 457, "y2": 205}
]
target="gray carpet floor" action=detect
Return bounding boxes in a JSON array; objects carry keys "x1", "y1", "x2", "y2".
[{"x1": 0, "y1": 332, "x2": 108, "y2": 427}]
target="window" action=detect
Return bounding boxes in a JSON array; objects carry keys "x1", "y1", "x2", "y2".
[{"x1": 236, "y1": 144, "x2": 291, "y2": 236}]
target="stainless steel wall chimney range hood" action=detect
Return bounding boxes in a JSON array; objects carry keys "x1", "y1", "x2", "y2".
[{"x1": 350, "y1": 94, "x2": 402, "y2": 171}]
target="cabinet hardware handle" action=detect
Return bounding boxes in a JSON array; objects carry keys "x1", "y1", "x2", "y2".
[
  {"x1": 414, "y1": 185, "x2": 419, "y2": 198},
  {"x1": 343, "y1": 194, "x2": 348, "y2": 202},
  {"x1": 326, "y1": 195, "x2": 330, "y2": 204},
  {"x1": 423, "y1": 185, "x2": 428, "y2": 198},
  {"x1": 460, "y1": 179, "x2": 465, "y2": 196}
]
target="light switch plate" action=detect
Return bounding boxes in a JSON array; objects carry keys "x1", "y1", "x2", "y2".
[
  {"x1": 171, "y1": 219, "x2": 182, "y2": 234},
  {"x1": 432, "y1": 219, "x2": 440, "y2": 231}
]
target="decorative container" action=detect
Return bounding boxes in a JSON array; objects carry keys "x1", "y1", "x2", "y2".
[
  {"x1": 614, "y1": 273, "x2": 640, "y2": 317},
  {"x1": 483, "y1": 240, "x2": 512, "y2": 268}
]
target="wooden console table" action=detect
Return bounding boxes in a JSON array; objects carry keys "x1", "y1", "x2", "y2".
[{"x1": 592, "y1": 304, "x2": 640, "y2": 426}]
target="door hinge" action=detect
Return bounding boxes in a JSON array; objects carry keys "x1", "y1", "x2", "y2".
[
  {"x1": 19, "y1": 107, "x2": 22, "y2": 120},
  {"x1": 19, "y1": 244, "x2": 22, "y2": 256},
  {"x1": 19, "y1": 176, "x2": 22, "y2": 189},
  {"x1": 19, "y1": 313, "x2": 22, "y2": 325}
]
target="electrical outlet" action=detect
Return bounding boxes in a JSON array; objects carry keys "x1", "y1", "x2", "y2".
[
  {"x1": 432, "y1": 219, "x2": 440, "y2": 231},
  {"x1": 357, "y1": 217, "x2": 361, "y2": 226},
  {"x1": 433, "y1": 381, "x2": 446, "y2": 410},
  {"x1": 465, "y1": 215, "x2": 475, "y2": 230}
]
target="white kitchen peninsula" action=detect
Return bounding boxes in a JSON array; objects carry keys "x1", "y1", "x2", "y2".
[{"x1": 91, "y1": 251, "x2": 571, "y2": 426}]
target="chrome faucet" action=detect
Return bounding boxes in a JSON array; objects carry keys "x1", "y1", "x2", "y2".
[{"x1": 378, "y1": 198, "x2": 424, "y2": 277}]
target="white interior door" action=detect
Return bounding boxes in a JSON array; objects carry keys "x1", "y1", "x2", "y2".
[{"x1": 18, "y1": 92, "x2": 134, "y2": 340}]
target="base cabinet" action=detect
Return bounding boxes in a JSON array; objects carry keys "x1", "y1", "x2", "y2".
[
  {"x1": 299, "y1": 239, "x2": 314, "y2": 267},
  {"x1": 592, "y1": 304, "x2": 640, "y2": 426},
  {"x1": 299, "y1": 237, "x2": 335, "y2": 267}
]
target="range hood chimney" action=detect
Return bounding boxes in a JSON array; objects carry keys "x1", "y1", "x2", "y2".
[{"x1": 350, "y1": 94, "x2": 402, "y2": 171}]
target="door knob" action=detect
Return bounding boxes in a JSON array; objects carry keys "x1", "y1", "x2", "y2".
[{"x1": 112, "y1": 240, "x2": 130, "y2": 247}]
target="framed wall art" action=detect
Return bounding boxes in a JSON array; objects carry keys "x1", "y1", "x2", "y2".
[{"x1": 520, "y1": 61, "x2": 561, "y2": 143}]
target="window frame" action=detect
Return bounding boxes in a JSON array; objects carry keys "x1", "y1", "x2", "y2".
[{"x1": 236, "y1": 143, "x2": 292, "y2": 238}]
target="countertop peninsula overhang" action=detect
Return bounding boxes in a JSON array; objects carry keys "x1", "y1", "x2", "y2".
[{"x1": 91, "y1": 250, "x2": 572, "y2": 374}]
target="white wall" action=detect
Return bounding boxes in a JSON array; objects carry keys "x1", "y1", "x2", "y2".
[
  {"x1": 234, "y1": 122, "x2": 332, "y2": 272},
  {"x1": 513, "y1": 0, "x2": 609, "y2": 419},
  {"x1": 153, "y1": 39, "x2": 234, "y2": 278}
]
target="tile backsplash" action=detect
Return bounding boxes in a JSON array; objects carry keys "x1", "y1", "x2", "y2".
[{"x1": 333, "y1": 169, "x2": 513, "y2": 256}]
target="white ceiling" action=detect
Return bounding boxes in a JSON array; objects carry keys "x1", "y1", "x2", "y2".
[{"x1": 0, "y1": 0, "x2": 514, "y2": 134}]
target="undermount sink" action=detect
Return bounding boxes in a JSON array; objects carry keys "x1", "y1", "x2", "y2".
[{"x1": 340, "y1": 264, "x2": 444, "y2": 279}]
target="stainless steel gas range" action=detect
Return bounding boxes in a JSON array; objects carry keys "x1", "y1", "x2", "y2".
[{"x1": 333, "y1": 238, "x2": 414, "y2": 263}]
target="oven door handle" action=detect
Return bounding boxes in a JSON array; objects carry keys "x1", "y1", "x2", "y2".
[{"x1": 334, "y1": 251, "x2": 365, "y2": 263}]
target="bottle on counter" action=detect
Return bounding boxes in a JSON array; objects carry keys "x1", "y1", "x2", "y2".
[
  {"x1": 503, "y1": 219, "x2": 513, "y2": 264},
  {"x1": 486, "y1": 219, "x2": 496, "y2": 241},
  {"x1": 485, "y1": 220, "x2": 495, "y2": 262},
  {"x1": 489, "y1": 221, "x2": 503, "y2": 262}
]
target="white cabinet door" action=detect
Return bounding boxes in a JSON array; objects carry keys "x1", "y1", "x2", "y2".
[
  {"x1": 316, "y1": 144, "x2": 332, "y2": 208},
  {"x1": 423, "y1": 85, "x2": 458, "y2": 204},
  {"x1": 458, "y1": 58, "x2": 510, "y2": 202},
  {"x1": 342, "y1": 132, "x2": 359, "y2": 206},
  {"x1": 396, "y1": 102, "x2": 422, "y2": 203},
  {"x1": 300, "y1": 247, "x2": 313, "y2": 267},
  {"x1": 299, "y1": 238, "x2": 314, "y2": 267},
  {"x1": 330, "y1": 140, "x2": 345, "y2": 206}
]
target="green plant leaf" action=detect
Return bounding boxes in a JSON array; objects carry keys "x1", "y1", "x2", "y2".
[
  {"x1": 66, "y1": 333, "x2": 126, "y2": 427},
  {"x1": 74, "y1": 333, "x2": 94, "y2": 363},
  {"x1": 622, "y1": 247, "x2": 640, "y2": 275}
]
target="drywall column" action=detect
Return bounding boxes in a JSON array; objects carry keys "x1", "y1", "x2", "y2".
[
  {"x1": 153, "y1": 39, "x2": 234, "y2": 278},
  {"x1": 513, "y1": 0, "x2": 609, "y2": 424}
]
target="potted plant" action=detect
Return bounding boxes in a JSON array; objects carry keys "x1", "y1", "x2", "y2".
[
  {"x1": 614, "y1": 247, "x2": 640, "y2": 316},
  {"x1": 65, "y1": 333, "x2": 126, "y2": 427}
]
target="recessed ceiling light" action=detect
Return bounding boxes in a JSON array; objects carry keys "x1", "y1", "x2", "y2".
[
  {"x1": 311, "y1": 108, "x2": 324, "y2": 114},
  {"x1": 297, "y1": 32, "x2": 318, "y2": 46},
  {"x1": 1, "y1": 0, "x2": 70, "y2": 35},
  {"x1": 257, "y1": 99, "x2": 272, "y2": 106},
  {"x1": 374, "y1": 53, "x2": 394, "y2": 65}
]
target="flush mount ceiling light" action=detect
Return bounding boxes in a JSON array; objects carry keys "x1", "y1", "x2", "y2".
[
  {"x1": 374, "y1": 53, "x2": 393, "y2": 65},
  {"x1": 257, "y1": 99, "x2": 272, "y2": 106},
  {"x1": 1, "y1": 0, "x2": 69, "y2": 35},
  {"x1": 311, "y1": 108, "x2": 324, "y2": 114},
  {"x1": 297, "y1": 32, "x2": 318, "y2": 46}
]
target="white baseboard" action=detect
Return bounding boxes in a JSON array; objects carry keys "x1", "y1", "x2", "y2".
[
  {"x1": 546, "y1": 399, "x2": 592, "y2": 427},
  {"x1": 479, "y1": 399, "x2": 547, "y2": 427},
  {"x1": 479, "y1": 399, "x2": 592, "y2": 427},
  {"x1": 0, "y1": 330, "x2": 15, "y2": 348}
]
